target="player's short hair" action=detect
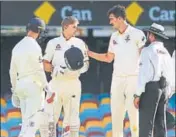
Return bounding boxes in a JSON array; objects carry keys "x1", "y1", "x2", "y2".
[
  {"x1": 107, "y1": 5, "x2": 126, "y2": 20},
  {"x1": 61, "y1": 16, "x2": 79, "y2": 30}
]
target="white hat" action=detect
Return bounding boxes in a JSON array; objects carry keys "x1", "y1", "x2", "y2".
[{"x1": 143, "y1": 23, "x2": 169, "y2": 39}]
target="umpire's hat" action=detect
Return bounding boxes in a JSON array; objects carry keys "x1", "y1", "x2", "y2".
[
  {"x1": 143, "y1": 23, "x2": 169, "y2": 39},
  {"x1": 26, "y1": 17, "x2": 46, "y2": 33}
]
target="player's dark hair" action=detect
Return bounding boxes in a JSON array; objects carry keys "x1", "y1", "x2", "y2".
[{"x1": 107, "y1": 5, "x2": 126, "y2": 20}]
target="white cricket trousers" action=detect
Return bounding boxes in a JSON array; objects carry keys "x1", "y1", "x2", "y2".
[
  {"x1": 14, "y1": 78, "x2": 49, "y2": 137},
  {"x1": 111, "y1": 76, "x2": 139, "y2": 137},
  {"x1": 45, "y1": 77, "x2": 81, "y2": 137}
]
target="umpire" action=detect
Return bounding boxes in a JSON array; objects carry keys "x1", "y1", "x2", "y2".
[{"x1": 133, "y1": 23, "x2": 174, "y2": 137}]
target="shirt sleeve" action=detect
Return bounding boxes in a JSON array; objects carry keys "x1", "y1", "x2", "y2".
[
  {"x1": 9, "y1": 51, "x2": 17, "y2": 91},
  {"x1": 172, "y1": 51, "x2": 175, "y2": 89},
  {"x1": 80, "y1": 42, "x2": 89, "y2": 74},
  {"x1": 108, "y1": 34, "x2": 115, "y2": 54},
  {"x1": 172, "y1": 50, "x2": 175, "y2": 72},
  {"x1": 31, "y1": 49, "x2": 48, "y2": 89},
  {"x1": 136, "y1": 48, "x2": 152, "y2": 96},
  {"x1": 43, "y1": 40, "x2": 55, "y2": 62},
  {"x1": 162, "y1": 49, "x2": 175, "y2": 91},
  {"x1": 136, "y1": 30, "x2": 146, "y2": 49}
]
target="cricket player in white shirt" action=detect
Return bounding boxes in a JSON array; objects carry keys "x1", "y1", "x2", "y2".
[
  {"x1": 172, "y1": 50, "x2": 175, "y2": 91},
  {"x1": 9, "y1": 17, "x2": 55, "y2": 137},
  {"x1": 134, "y1": 23, "x2": 175, "y2": 137},
  {"x1": 88, "y1": 5, "x2": 146, "y2": 137},
  {"x1": 43, "y1": 16, "x2": 89, "y2": 137}
]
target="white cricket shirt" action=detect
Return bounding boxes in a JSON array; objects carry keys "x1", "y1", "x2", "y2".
[
  {"x1": 9, "y1": 36, "x2": 48, "y2": 90},
  {"x1": 108, "y1": 25, "x2": 146, "y2": 77},
  {"x1": 136, "y1": 41, "x2": 175, "y2": 96},
  {"x1": 172, "y1": 50, "x2": 175, "y2": 90},
  {"x1": 43, "y1": 33, "x2": 89, "y2": 79}
]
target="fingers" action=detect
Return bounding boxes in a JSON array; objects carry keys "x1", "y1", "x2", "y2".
[
  {"x1": 60, "y1": 65, "x2": 68, "y2": 74},
  {"x1": 133, "y1": 98, "x2": 139, "y2": 109},
  {"x1": 87, "y1": 50, "x2": 93, "y2": 57},
  {"x1": 60, "y1": 66, "x2": 67, "y2": 69},
  {"x1": 135, "y1": 101, "x2": 139, "y2": 109},
  {"x1": 47, "y1": 92, "x2": 55, "y2": 104}
]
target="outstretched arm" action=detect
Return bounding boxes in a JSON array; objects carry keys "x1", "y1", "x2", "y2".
[
  {"x1": 88, "y1": 50, "x2": 114, "y2": 63},
  {"x1": 88, "y1": 33, "x2": 115, "y2": 63}
]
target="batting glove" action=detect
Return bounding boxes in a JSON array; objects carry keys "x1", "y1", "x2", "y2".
[
  {"x1": 52, "y1": 65, "x2": 68, "y2": 77},
  {"x1": 11, "y1": 93, "x2": 20, "y2": 108},
  {"x1": 43, "y1": 85, "x2": 55, "y2": 104}
]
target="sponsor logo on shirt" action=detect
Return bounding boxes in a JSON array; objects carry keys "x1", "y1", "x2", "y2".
[
  {"x1": 113, "y1": 40, "x2": 118, "y2": 45},
  {"x1": 29, "y1": 121, "x2": 35, "y2": 127},
  {"x1": 157, "y1": 49, "x2": 166, "y2": 55},
  {"x1": 139, "y1": 62, "x2": 143, "y2": 66},
  {"x1": 125, "y1": 35, "x2": 130, "y2": 42},
  {"x1": 56, "y1": 44, "x2": 61, "y2": 50}
]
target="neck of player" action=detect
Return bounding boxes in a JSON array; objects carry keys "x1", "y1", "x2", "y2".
[
  {"x1": 118, "y1": 22, "x2": 128, "y2": 34},
  {"x1": 63, "y1": 31, "x2": 72, "y2": 41},
  {"x1": 27, "y1": 31, "x2": 39, "y2": 39}
]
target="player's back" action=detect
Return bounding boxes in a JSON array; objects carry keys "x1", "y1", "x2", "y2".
[
  {"x1": 12, "y1": 36, "x2": 43, "y2": 78},
  {"x1": 145, "y1": 41, "x2": 173, "y2": 84}
]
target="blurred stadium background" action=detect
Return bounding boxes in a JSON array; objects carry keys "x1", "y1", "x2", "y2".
[{"x1": 1, "y1": 1, "x2": 175, "y2": 137}]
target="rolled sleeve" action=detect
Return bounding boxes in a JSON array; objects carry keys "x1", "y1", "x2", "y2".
[
  {"x1": 136, "y1": 31, "x2": 146, "y2": 49},
  {"x1": 108, "y1": 35, "x2": 115, "y2": 54},
  {"x1": 43, "y1": 40, "x2": 55, "y2": 62},
  {"x1": 80, "y1": 43, "x2": 89, "y2": 74}
]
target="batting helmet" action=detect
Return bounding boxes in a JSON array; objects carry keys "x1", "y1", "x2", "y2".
[
  {"x1": 64, "y1": 46, "x2": 84, "y2": 71},
  {"x1": 26, "y1": 17, "x2": 46, "y2": 33}
]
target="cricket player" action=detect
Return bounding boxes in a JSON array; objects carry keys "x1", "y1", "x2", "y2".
[
  {"x1": 133, "y1": 23, "x2": 174, "y2": 137},
  {"x1": 43, "y1": 16, "x2": 89, "y2": 137},
  {"x1": 172, "y1": 50, "x2": 175, "y2": 91},
  {"x1": 88, "y1": 5, "x2": 146, "y2": 137},
  {"x1": 9, "y1": 17, "x2": 55, "y2": 137}
]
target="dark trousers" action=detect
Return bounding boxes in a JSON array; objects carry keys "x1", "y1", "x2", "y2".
[{"x1": 139, "y1": 81, "x2": 168, "y2": 137}]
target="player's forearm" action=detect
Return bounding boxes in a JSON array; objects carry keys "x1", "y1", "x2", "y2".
[
  {"x1": 88, "y1": 51, "x2": 111, "y2": 63},
  {"x1": 43, "y1": 60, "x2": 53, "y2": 72}
]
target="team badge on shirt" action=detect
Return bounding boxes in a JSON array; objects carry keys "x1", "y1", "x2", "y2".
[
  {"x1": 113, "y1": 40, "x2": 118, "y2": 45},
  {"x1": 157, "y1": 49, "x2": 166, "y2": 55},
  {"x1": 29, "y1": 121, "x2": 35, "y2": 127},
  {"x1": 56, "y1": 44, "x2": 61, "y2": 50},
  {"x1": 125, "y1": 35, "x2": 130, "y2": 42}
]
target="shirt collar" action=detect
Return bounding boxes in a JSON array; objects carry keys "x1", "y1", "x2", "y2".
[
  {"x1": 60, "y1": 33, "x2": 74, "y2": 41},
  {"x1": 25, "y1": 36, "x2": 36, "y2": 41},
  {"x1": 150, "y1": 41, "x2": 164, "y2": 47},
  {"x1": 117, "y1": 23, "x2": 131, "y2": 35},
  {"x1": 25, "y1": 36, "x2": 38, "y2": 45}
]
